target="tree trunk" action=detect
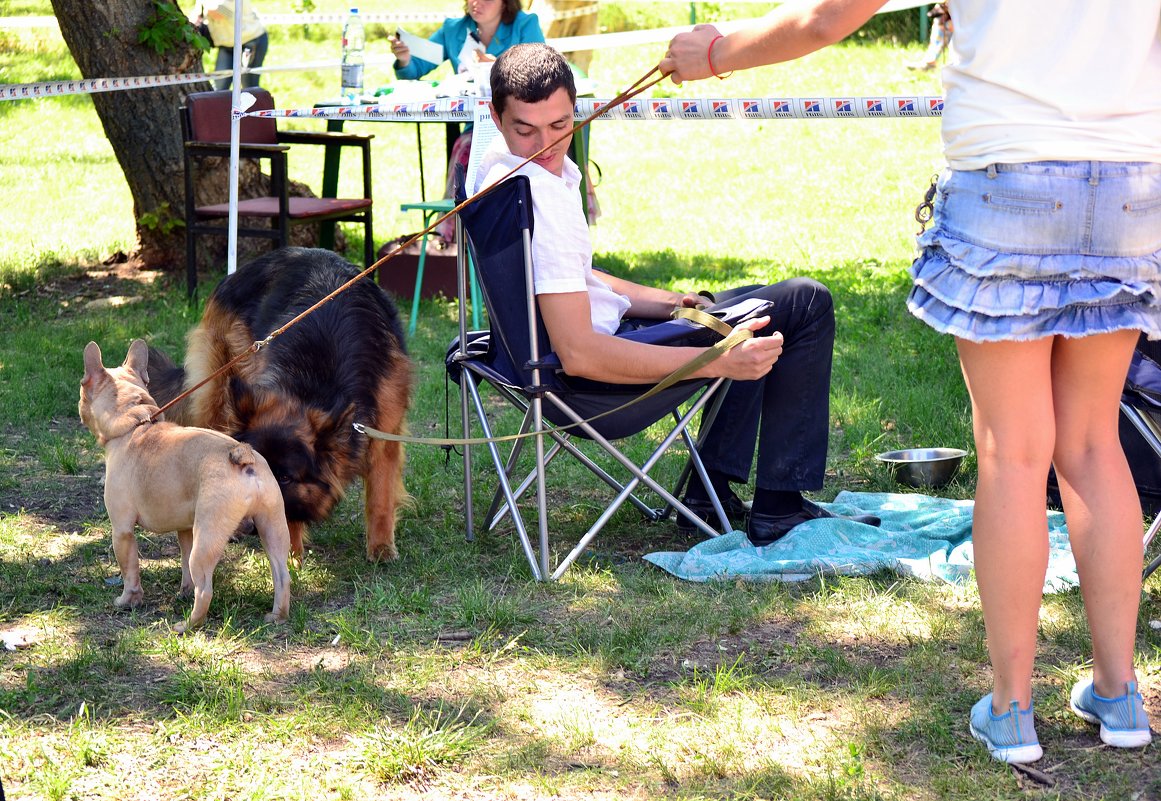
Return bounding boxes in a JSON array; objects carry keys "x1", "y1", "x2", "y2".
[
  {"x1": 50, "y1": 0, "x2": 205, "y2": 268},
  {"x1": 48, "y1": 1, "x2": 320, "y2": 273}
]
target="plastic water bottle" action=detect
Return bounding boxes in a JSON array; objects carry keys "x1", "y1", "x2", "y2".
[{"x1": 341, "y1": 8, "x2": 365, "y2": 101}]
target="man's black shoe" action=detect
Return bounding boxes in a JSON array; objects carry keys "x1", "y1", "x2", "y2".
[
  {"x1": 747, "y1": 499, "x2": 881, "y2": 547},
  {"x1": 675, "y1": 492, "x2": 751, "y2": 533}
]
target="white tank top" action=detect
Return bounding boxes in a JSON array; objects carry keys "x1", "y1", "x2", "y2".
[{"x1": 940, "y1": 0, "x2": 1161, "y2": 170}]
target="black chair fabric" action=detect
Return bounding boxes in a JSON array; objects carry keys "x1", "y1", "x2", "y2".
[
  {"x1": 454, "y1": 175, "x2": 721, "y2": 440},
  {"x1": 448, "y1": 172, "x2": 736, "y2": 578}
]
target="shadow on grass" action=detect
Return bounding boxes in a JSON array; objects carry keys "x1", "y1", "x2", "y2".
[{"x1": 2, "y1": 249, "x2": 1158, "y2": 798}]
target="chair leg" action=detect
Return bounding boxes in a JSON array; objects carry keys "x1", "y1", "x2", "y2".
[
  {"x1": 364, "y1": 209, "x2": 374, "y2": 268},
  {"x1": 186, "y1": 226, "x2": 198, "y2": 300},
  {"x1": 468, "y1": 251, "x2": 482, "y2": 330},
  {"x1": 1144, "y1": 514, "x2": 1161, "y2": 580},
  {"x1": 408, "y1": 216, "x2": 432, "y2": 337}
]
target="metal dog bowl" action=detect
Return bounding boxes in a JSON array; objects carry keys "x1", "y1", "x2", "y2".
[{"x1": 875, "y1": 447, "x2": 968, "y2": 488}]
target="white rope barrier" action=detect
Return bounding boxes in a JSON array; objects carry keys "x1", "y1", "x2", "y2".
[
  {"x1": 248, "y1": 94, "x2": 944, "y2": 122},
  {"x1": 0, "y1": 56, "x2": 401, "y2": 102},
  {"x1": 256, "y1": 5, "x2": 600, "y2": 25},
  {"x1": 1, "y1": 0, "x2": 936, "y2": 99},
  {"x1": 0, "y1": 1, "x2": 928, "y2": 29},
  {"x1": 0, "y1": 71, "x2": 221, "y2": 101}
]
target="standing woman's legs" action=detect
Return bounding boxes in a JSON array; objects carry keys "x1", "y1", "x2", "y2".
[
  {"x1": 213, "y1": 46, "x2": 233, "y2": 91},
  {"x1": 1049, "y1": 329, "x2": 1143, "y2": 696},
  {"x1": 239, "y1": 32, "x2": 269, "y2": 89},
  {"x1": 957, "y1": 336, "x2": 1056, "y2": 710}
]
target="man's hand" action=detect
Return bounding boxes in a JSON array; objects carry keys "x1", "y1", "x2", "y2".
[
  {"x1": 659, "y1": 24, "x2": 722, "y2": 86},
  {"x1": 390, "y1": 35, "x2": 411, "y2": 67},
  {"x1": 707, "y1": 316, "x2": 783, "y2": 380}
]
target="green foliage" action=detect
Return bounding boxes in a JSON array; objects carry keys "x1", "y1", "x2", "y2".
[
  {"x1": 137, "y1": 201, "x2": 184, "y2": 235},
  {"x1": 137, "y1": 0, "x2": 211, "y2": 55}
]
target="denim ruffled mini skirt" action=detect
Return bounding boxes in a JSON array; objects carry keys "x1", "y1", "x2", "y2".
[{"x1": 907, "y1": 161, "x2": 1161, "y2": 342}]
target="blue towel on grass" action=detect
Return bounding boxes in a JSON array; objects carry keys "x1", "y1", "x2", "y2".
[{"x1": 644, "y1": 491, "x2": 1078, "y2": 593}]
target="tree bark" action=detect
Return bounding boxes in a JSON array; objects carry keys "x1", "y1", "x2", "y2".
[
  {"x1": 48, "y1": 1, "x2": 321, "y2": 273},
  {"x1": 49, "y1": 0, "x2": 208, "y2": 267}
]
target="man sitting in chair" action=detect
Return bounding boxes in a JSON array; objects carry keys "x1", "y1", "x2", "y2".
[{"x1": 474, "y1": 43, "x2": 879, "y2": 546}]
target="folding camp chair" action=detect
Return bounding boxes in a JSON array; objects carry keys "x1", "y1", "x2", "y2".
[
  {"x1": 445, "y1": 174, "x2": 752, "y2": 581},
  {"x1": 1119, "y1": 340, "x2": 1161, "y2": 580}
]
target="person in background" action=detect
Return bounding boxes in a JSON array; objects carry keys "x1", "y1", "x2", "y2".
[
  {"x1": 662, "y1": 0, "x2": 1160, "y2": 766},
  {"x1": 529, "y1": 0, "x2": 599, "y2": 74},
  {"x1": 391, "y1": 0, "x2": 544, "y2": 242},
  {"x1": 905, "y1": 2, "x2": 951, "y2": 71},
  {"x1": 193, "y1": 0, "x2": 269, "y2": 90}
]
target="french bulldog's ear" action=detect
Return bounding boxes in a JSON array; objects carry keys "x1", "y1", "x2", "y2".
[
  {"x1": 82, "y1": 342, "x2": 105, "y2": 388},
  {"x1": 124, "y1": 339, "x2": 150, "y2": 384}
]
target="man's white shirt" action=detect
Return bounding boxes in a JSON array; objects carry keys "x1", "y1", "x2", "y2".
[{"x1": 473, "y1": 136, "x2": 631, "y2": 335}]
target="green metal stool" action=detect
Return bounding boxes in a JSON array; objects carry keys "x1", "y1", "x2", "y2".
[{"x1": 399, "y1": 199, "x2": 481, "y2": 337}]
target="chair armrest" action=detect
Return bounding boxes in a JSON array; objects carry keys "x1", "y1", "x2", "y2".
[
  {"x1": 277, "y1": 130, "x2": 374, "y2": 147},
  {"x1": 185, "y1": 141, "x2": 291, "y2": 157}
]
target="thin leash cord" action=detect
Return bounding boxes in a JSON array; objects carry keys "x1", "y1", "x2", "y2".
[{"x1": 150, "y1": 66, "x2": 671, "y2": 423}]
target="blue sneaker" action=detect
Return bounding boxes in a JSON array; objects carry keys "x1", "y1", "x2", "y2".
[
  {"x1": 969, "y1": 694, "x2": 1043, "y2": 764},
  {"x1": 1070, "y1": 679, "x2": 1152, "y2": 748}
]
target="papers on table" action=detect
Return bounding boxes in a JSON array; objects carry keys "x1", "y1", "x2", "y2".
[
  {"x1": 395, "y1": 27, "x2": 444, "y2": 65},
  {"x1": 466, "y1": 100, "x2": 499, "y2": 196}
]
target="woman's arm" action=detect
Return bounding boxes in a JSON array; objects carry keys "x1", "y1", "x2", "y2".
[
  {"x1": 393, "y1": 18, "x2": 457, "y2": 79},
  {"x1": 661, "y1": 0, "x2": 889, "y2": 83}
]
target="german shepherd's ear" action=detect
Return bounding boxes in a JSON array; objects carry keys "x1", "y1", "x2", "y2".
[
  {"x1": 82, "y1": 341, "x2": 106, "y2": 390},
  {"x1": 301, "y1": 401, "x2": 355, "y2": 459},
  {"x1": 229, "y1": 376, "x2": 260, "y2": 426},
  {"x1": 308, "y1": 401, "x2": 357, "y2": 451}
]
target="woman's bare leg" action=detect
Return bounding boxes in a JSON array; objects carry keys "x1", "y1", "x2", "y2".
[
  {"x1": 957, "y1": 336, "x2": 1056, "y2": 710},
  {"x1": 1050, "y1": 329, "x2": 1143, "y2": 697}
]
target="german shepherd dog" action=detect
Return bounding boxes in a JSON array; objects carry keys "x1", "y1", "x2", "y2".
[{"x1": 150, "y1": 248, "x2": 412, "y2": 562}]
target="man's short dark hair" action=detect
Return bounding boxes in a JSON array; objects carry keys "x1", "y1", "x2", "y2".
[{"x1": 490, "y1": 43, "x2": 576, "y2": 117}]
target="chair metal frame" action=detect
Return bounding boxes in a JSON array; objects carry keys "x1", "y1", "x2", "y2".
[
  {"x1": 447, "y1": 176, "x2": 734, "y2": 581},
  {"x1": 181, "y1": 87, "x2": 375, "y2": 297},
  {"x1": 1119, "y1": 345, "x2": 1161, "y2": 580},
  {"x1": 1121, "y1": 401, "x2": 1161, "y2": 580}
]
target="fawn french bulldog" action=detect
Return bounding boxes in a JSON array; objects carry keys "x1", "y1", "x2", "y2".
[{"x1": 79, "y1": 339, "x2": 291, "y2": 632}]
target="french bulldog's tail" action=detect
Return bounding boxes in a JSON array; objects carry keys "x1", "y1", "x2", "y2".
[{"x1": 229, "y1": 443, "x2": 257, "y2": 468}]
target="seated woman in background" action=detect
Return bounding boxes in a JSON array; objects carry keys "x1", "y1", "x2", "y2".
[
  {"x1": 391, "y1": 0, "x2": 544, "y2": 81},
  {"x1": 391, "y1": 0, "x2": 544, "y2": 242}
]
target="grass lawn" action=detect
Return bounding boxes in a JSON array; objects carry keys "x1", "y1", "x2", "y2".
[{"x1": 1, "y1": 3, "x2": 1159, "y2": 800}]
